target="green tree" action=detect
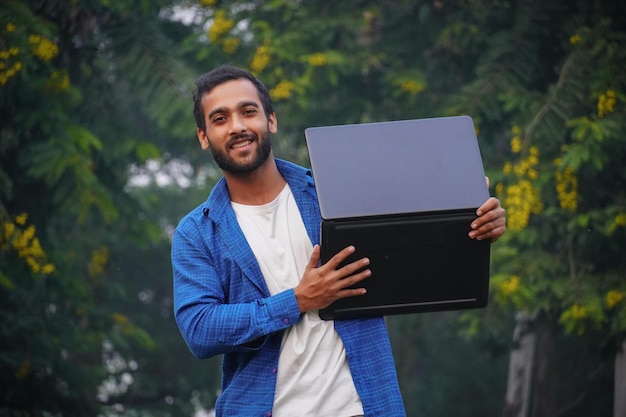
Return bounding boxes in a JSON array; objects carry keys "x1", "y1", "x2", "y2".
[
  {"x1": 432, "y1": 1, "x2": 626, "y2": 415},
  {"x1": 0, "y1": 1, "x2": 218, "y2": 415}
]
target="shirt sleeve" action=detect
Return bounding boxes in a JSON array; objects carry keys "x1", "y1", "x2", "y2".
[{"x1": 172, "y1": 220, "x2": 302, "y2": 359}]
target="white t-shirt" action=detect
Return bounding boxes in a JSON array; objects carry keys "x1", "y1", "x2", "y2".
[{"x1": 232, "y1": 184, "x2": 363, "y2": 417}]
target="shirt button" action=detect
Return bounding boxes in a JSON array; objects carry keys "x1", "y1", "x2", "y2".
[
  {"x1": 282, "y1": 318, "x2": 289, "y2": 324},
  {"x1": 265, "y1": 411, "x2": 272, "y2": 417},
  {"x1": 272, "y1": 368, "x2": 277, "y2": 374}
]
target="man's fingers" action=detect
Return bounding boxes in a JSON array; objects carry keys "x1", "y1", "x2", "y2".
[
  {"x1": 323, "y1": 245, "x2": 356, "y2": 270},
  {"x1": 338, "y1": 256, "x2": 370, "y2": 276},
  {"x1": 306, "y1": 244, "x2": 321, "y2": 269}
]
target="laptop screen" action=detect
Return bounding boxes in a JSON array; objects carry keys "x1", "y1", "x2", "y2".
[{"x1": 305, "y1": 115, "x2": 489, "y2": 220}]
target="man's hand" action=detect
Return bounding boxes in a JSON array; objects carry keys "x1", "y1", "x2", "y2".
[
  {"x1": 469, "y1": 196, "x2": 507, "y2": 242},
  {"x1": 294, "y1": 245, "x2": 370, "y2": 313}
]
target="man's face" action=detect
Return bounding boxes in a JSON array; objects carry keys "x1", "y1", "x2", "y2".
[{"x1": 197, "y1": 78, "x2": 277, "y2": 175}]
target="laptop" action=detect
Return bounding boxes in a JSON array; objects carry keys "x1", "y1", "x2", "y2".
[{"x1": 304, "y1": 115, "x2": 492, "y2": 320}]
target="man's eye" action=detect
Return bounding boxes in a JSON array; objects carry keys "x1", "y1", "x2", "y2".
[{"x1": 243, "y1": 108, "x2": 257, "y2": 115}]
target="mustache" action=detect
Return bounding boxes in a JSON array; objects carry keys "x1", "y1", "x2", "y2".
[{"x1": 227, "y1": 133, "x2": 256, "y2": 147}]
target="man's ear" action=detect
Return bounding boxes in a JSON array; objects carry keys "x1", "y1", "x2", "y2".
[
  {"x1": 197, "y1": 128, "x2": 210, "y2": 150},
  {"x1": 269, "y1": 112, "x2": 278, "y2": 134}
]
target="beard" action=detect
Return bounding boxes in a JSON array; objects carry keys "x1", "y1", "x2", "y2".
[{"x1": 209, "y1": 129, "x2": 272, "y2": 176}]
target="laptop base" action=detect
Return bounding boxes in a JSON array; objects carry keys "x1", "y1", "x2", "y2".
[{"x1": 318, "y1": 210, "x2": 491, "y2": 320}]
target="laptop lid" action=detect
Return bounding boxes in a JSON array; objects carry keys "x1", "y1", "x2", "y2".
[
  {"x1": 305, "y1": 115, "x2": 489, "y2": 220},
  {"x1": 304, "y1": 116, "x2": 492, "y2": 320}
]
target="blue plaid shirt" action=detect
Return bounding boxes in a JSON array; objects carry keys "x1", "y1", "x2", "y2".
[{"x1": 172, "y1": 159, "x2": 406, "y2": 417}]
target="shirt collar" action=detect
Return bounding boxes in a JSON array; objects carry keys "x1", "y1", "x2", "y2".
[{"x1": 201, "y1": 158, "x2": 314, "y2": 219}]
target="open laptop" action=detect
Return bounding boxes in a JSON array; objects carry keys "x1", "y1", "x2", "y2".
[{"x1": 304, "y1": 115, "x2": 492, "y2": 320}]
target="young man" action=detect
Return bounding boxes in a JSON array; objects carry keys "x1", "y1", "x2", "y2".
[{"x1": 172, "y1": 64, "x2": 507, "y2": 417}]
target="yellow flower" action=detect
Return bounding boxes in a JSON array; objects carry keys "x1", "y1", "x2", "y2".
[
  {"x1": 42, "y1": 263, "x2": 56, "y2": 275},
  {"x1": 27, "y1": 257, "x2": 41, "y2": 273},
  {"x1": 510, "y1": 136, "x2": 522, "y2": 153},
  {"x1": 13, "y1": 224, "x2": 36, "y2": 251},
  {"x1": 29, "y1": 34, "x2": 59, "y2": 62},
  {"x1": 6, "y1": 23, "x2": 16, "y2": 32},
  {"x1": 3, "y1": 222, "x2": 16, "y2": 240},
  {"x1": 570, "y1": 304, "x2": 587, "y2": 320},
  {"x1": 250, "y1": 44, "x2": 270, "y2": 73},
  {"x1": 222, "y1": 37, "x2": 240, "y2": 54},
  {"x1": 46, "y1": 70, "x2": 70, "y2": 92},
  {"x1": 400, "y1": 79, "x2": 425, "y2": 95},
  {"x1": 529, "y1": 146, "x2": 539, "y2": 157},
  {"x1": 15, "y1": 212, "x2": 28, "y2": 226},
  {"x1": 607, "y1": 291, "x2": 624, "y2": 309},
  {"x1": 499, "y1": 275, "x2": 520, "y2": 296},
  {"x1": 88, "y1": 247, "x2": 109, "y2": 277},
  {"x1": 503, "y1": 180, "x2": 543, "y2": 231},
  {"x1": 307, "y1": 53, "x2": 327, "y2": 67},
  {"x1": 208, "y1": 10, "x2": 234, "y2": 42},
  {"x1": 597, "y1": 89, "x2": 616, "y2": 118},
  {"x1": 555, "y1": 167, "x2": 578, "y2": 212},
  {"x1": 569, "y1": 34, "x2": 581, "y2": 45},
  {"x1": 2, "y1": 213, "x2": 55, "y2": 275},
  {"x1": 112, "y1": 312, "x2": 129, "y2": 325},
  {"x1": 501, "y1": 142, "x2": 544, "y2": 231},
  {"x1": 0, "y1": 46, "x2": 22, "y2": 85},
  {"x1": 495, "y1": 183, "x2": 504, "y2": 197},
  {"x1": 270, "y1": 80, "x2": 295, "y2": 100},
  {"x1": 0, "y1": 47, "x2": 19, "y2": 59},
  {"x1": 200, "y1": 0, "x2": 216, "y2": 5}
]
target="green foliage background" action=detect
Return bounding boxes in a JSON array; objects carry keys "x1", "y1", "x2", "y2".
[{"x1": 1, "y1": 0, "x2": 624, "y2": 416}]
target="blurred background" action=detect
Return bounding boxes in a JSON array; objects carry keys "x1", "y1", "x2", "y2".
[{"x1": 1, "y1": 1, "x2": 625, "y2": 416}]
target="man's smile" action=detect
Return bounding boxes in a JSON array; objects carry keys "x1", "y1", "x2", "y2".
[{"x1": 231, "y1": 139, "x2": 253, "y2": 149}]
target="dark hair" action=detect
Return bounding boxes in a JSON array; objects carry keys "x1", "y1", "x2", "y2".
[{"x1": 193, "y1": 64, "x2": 274, "y2": 132}]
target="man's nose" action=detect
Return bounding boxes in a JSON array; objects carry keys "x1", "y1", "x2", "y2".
[{"x1": 230, "y1": 115, "x2": 247, "y2": 133}]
